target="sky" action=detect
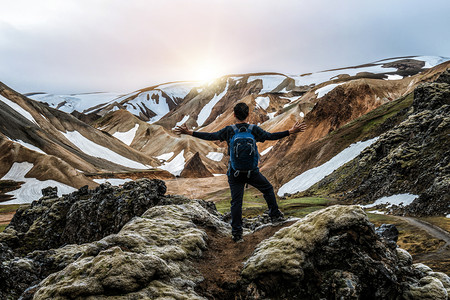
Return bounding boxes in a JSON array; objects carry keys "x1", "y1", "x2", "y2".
[{"x1": 1, "y1": 0, "x2": 450, "y2": 94}]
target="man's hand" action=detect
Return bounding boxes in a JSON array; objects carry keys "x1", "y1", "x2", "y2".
[
  {"x1": 174, "y1": 124, "x2": 193, "y2": 136},
  {"x1": 288, "y1": 121, "x2": 307, "y2": 135}
]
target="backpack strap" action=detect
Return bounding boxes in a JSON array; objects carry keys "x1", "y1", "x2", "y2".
[
  {"x1": 247, "y1": 124, "x2": 254, "y2": 133},
  {"x1": 231, "y1": 124, "x2": 239, "y2": 134}
]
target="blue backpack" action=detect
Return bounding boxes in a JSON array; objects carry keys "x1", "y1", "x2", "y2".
[{"x1": 229, "y1": 124, "x2": 259, "y2": 174}]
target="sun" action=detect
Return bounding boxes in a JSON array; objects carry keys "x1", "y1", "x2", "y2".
[{"x1": 193, "y1": 62, "x2": 225, "y2": 83}]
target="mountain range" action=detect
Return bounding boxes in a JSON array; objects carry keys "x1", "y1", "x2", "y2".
[{"x1": 1, "y1": 55, "x2": 449, "y2": 218}]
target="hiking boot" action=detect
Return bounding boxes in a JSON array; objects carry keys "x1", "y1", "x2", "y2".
[
  {"x1": 232, "y1": 234, "x2": 244, "y2": 243},
  {"x1": 270, "y1": 211, "x2": 286, "y2": 224}
]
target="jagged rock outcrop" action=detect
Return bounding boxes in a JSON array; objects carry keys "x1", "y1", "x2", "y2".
[
  {"x1": 0, "y1": 179, "x2": 224, "y2": 299},
  {"x1": 1, "y1": 179, "x2": 167, "y2": 254},
  {"x1": 309, "y1": 69, "x2": 450, "y2": 216},
  {"x1": 240, "y1": 205, "x2": 450, "y2": 299},
  {"x1": 180, "y1": 152, "x2": 213, "y2": 178},
  {"x1": 0, "y1": 182, "x2": 448, "y2": 299}
]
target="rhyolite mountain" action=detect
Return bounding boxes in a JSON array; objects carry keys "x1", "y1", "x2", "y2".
[
  {"x1": 0, "y1": 82, "x2": 164, "y2": 203},
  {"x1": 1, "y1": 56, "x2": 449, "y2": 218}
]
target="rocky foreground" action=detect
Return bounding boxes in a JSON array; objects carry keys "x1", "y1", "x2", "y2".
[{"x1": 1, "y1": 180, "x2": 449, "y2": 299}]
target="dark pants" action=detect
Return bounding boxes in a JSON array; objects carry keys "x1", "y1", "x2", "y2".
[{"x1": 228, "y1": 169, "x2": 279, "y2": 236}]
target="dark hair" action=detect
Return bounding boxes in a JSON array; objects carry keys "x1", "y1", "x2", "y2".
[{"x1": 234, "y1": 103, "x2": 249, "y2": 121}]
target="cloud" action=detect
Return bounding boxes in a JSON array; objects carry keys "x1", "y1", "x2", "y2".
[{"x1": 0, "y1": 0, "x2": 449, "y2": 93}]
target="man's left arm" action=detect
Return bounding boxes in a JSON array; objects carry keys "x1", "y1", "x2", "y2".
[{"x1": 256, "y1": 121, "x2": 307, "y2": 141}]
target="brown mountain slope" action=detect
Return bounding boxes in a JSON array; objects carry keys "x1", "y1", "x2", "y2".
[
  {"x1": 93, "y1": 109, "x2": 228, "y2": 175},
  {"x1": 0, "y1": 82, "x2": 163, "y2": 203}
]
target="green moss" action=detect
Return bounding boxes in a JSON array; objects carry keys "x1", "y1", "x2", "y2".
[
  {"x1": 0, "y1": 204, "x2": 21, "y2": 214},
  {"x1": 0, "y1": 224, "x2": 7, "y2": 232},
  {"x1": 279, "y1": 197, "x2": 334, "y2": 207}
]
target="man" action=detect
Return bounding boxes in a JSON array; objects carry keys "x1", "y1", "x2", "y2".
[{"x1": 175, "y1": 102, "x2": 306, "y2": 242}]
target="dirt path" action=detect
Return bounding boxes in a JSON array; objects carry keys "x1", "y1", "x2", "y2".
[
  {"x1": 0, "y1": 212, "x2": 15, "y2": 225},
  {"x1": 165, "y1": 176, "x2": 229, "y2": 200},
  {"x1": 397, "y1": 216, "x2": 450, "y2": 274},
  {"x1": 401, "y1": 217, "x2": 450, "y2": 248},
  {"x1": 193, "y1": 221, "x2": 295, "y2": 299}
]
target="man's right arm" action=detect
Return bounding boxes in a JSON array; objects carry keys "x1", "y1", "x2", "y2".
[
  {"x1": 174, "y1": 124, "x2": 226, "y2": 141},
  {"x1": 192, "y1": 128, "x2": 226, "y2": 141}
]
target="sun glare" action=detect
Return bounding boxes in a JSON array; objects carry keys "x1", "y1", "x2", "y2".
[{"x1": 193, "y1": 62, "x2": 225, "y2": 83}]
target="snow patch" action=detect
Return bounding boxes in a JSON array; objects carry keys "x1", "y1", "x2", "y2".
[
  {"x1": 248, "y1": 75, "x2": 287, "y2": 94},
  {"x1": 159, "y1": 150, "x2": 185, "y2": 176},
  {"x1": 315, "y1": 83, "x2": 345, "y2": 98},
  {"x1": 126, "y1": 90, "x2": 170, "y2": 123},
  {"x1": 260, "y1": 146, "x2": 273, "y2": 156},
  {"x1": 281, "y1": 96, "x2": 300, "y2": 102},
  {"x1": 15, "y1": 140, "x2": 46, "y2": 154},
  {"x1": 197, "y1": 82, "x2": 229, "y2": 126},
  {"x1": 366, "y1": 210, "x2": 386, "y2": 215},
  {"x1": 213, "y1": 174, "x2": 226, "y2": 177},
  {"x1": 206, "y1": 152, "x2": 224, "y2": 162},
  {"x1": 156, "y1": 82, "x2": 199, "y2": 99},
  {"x1": 112, "y1": 124, "x2": 139, "y2": 146},
  {"x1": 291, "y1": 65, "x2": 397, "y2": 87},
  {"x1": 173, "y1": 115, "x2": 190, "y2": 129},
  {"x1": 156, "y1": 152, "x2": 174, "y2": 161},
  {"x1": 255, "y1": 96, "x2": 270, "y2": 110},
  {"x1": 1, "y1": 162, "x2": 76, "y2": 204},
  {"x1": 0, "y1": 95, "x2": 38, "y2": 125},
  {"x1": 29, "y1": 92, "x2": 122, "y2": 114},
  {"x1": 61, "y1": 131, "x2": 149, "y2": 169},
  {"x1": 300, "y1": 112, "x2": 305, "y2": 118},
  {"x1": 278, "y1": 137, "x2": 379, "y2": 196},
  {"x1": 385, "y1": 74, "x2": 403, "y2": 80},
  {"x1": 268, "y1": 112, "x2": 277, "y2": 119},
  {"x1": 414, "y1": 56, "x2": 450, "y2": 68},
  {"x1": 363, "y1": 194, "x2": 419, "y2": 208},
  {"x1": 93, "y1": 178, "x2": 132, "y2": 185}
]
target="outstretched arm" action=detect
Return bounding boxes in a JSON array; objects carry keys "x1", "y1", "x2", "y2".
[
  {"x1": 256, "y1": 121, "x2": 307, "y2": 141},
  {"x1": 174, "y1": 124, "x2": 193, "y2": 136},
  {"x1": 288, "y1": 121, "x2": 307, "y2": 135},
  {"x1": 174, "y1": 124, "x2": 225, "y2": 141}
]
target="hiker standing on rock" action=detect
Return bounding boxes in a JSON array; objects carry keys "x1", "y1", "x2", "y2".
[{"x1": 175, "y1": 103, "x2": 306, "y2": 242}]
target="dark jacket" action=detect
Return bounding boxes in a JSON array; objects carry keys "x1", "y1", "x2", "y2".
[{"x1": 193, "y1": 123, "x2": 289, "y2": 154}]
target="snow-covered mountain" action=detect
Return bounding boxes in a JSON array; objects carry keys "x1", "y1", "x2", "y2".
[
  {"x1": 2, "y1": 55, "x2": 450, "y2": 207},
  {"x1": 26, "y1": 92, "x2": 123, "y2": 114},
  {"x1": 84, "y1": 81, "x2": 201, "y2": 122},
  {"x1": 0, "y1": 82, "x2": 163, "y2": 204}
]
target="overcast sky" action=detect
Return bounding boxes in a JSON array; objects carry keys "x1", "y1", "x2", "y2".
[{"x1": 1, "y1": 0, "x2": 450, "y2": 94}]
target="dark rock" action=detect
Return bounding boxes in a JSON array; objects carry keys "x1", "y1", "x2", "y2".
[
  {"x1": 40, "y1": 186, "x2": 58, "y2": 198},
  {"x1": 376, "y1": 224, "x2": 399, "y2": 249},
  {"x1": 376, "y1": 224, "x2": 399, "y2": 242},
  {"x1": 240, "y1": 206, "x2": 450, "y2": 300},
  {"x1": 180, "y1": 152, "x2": 213, "y2": 178},
  {"x1": 2, "y1": 179, "x2": 168, "y2": 254}
]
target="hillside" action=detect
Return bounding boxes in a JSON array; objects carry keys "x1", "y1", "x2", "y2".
[
  {"x1": 295, "y1": 69, "x2": 450, "y2": 217},
  {"x1": 0, "y1": 82, "x2": 161, "y2": 203}
]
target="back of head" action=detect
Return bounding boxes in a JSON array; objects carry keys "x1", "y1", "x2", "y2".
[{"x1": 234, "y1": 103, "x2": 249, "y2": 121}]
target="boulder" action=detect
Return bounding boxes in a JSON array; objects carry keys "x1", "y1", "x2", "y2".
[
  {"x1": 241, "y1": 205, "x2": 450, "y2": 299},
  {"x1": 2, "y1": 178, "x2": 167, "y2": 253},
  {"x1": 32, "y1": 200, "x2": 228, "y2": 299}
]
